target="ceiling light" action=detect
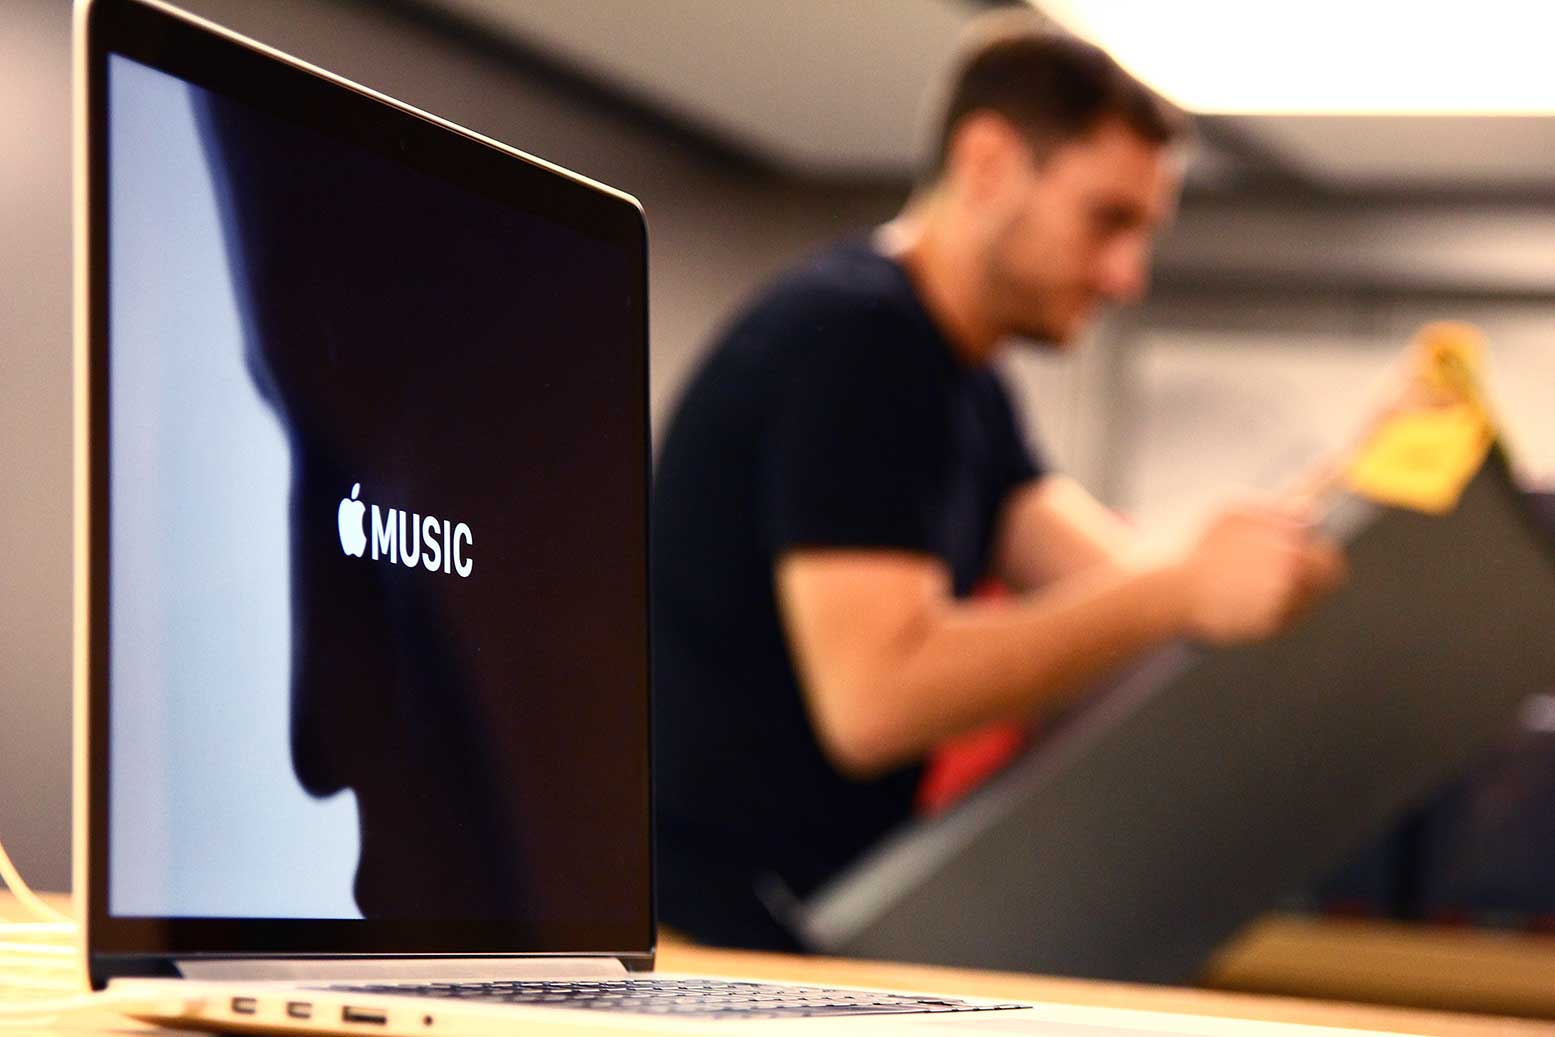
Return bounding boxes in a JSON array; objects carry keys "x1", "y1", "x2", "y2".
[{"x1": 1034, "y1": 1, "x2": 1555, "y2": 115}]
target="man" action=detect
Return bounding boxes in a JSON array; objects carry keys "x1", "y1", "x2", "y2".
[{"x1": 651, "y1": 16, "x2": 1346, "y2": 950}]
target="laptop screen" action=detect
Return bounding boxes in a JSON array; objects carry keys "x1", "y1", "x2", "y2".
[{"x1": 85, "y1": 0, "x2": 650, "y2": 962}]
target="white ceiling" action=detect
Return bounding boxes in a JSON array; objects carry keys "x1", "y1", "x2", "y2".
[
  {"x1": 427, "y1": 0, "x2": 1555, "y2": 193},
  {"x1": 430, "y1": 0, "x2": 973, "y2": 178},
  {"x1": 1040, "y1": 0, "x2": 1555, "y2": 115},
  {"x1": 1219, "y1": 115, "x2": 1555, "y2": 192}
]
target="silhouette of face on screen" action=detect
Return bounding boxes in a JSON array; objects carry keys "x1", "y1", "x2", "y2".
[{"x1": 192, "y1": 91, "x2": 649, "y2": 925}]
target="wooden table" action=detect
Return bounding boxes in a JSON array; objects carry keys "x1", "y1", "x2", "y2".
[
  {"x1": 657, "y1": 939, "x2": 1555, "y2": 1037},
  {"x1": 1205, "y1": 914, "x2": 1555, "y2": 1020},
  {"x1": 7, "y1": 894, "x2": 1555, "y2": 1036}
]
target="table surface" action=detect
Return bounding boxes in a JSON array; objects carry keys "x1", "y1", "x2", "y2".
[
  {"x1": 6, "y1": 894, "x2": 1555, "y2": 1036},
  {"x1": 1204, "y1": 913, "x2": 1555, "y2": 1021}
]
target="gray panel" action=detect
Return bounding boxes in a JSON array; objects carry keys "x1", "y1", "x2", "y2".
[{"x1": 801, "y1": 453, "x2": 1555, "y2": 984}]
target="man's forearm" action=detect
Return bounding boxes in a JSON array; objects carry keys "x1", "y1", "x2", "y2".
[
  {"x1": 994, "y1": 476, "x2": 1141, "y2": 591},
  {"x1": 814, "y1": 559, "x2": 1189, "y2": 777}
]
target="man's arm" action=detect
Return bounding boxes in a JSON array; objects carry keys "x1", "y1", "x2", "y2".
[
  {"x1": 778, "y1": 507, "x2": 1345, "y2": 779},
  {"x1": 993, "y1": 474, "x2": 1140, "y2": 589}
]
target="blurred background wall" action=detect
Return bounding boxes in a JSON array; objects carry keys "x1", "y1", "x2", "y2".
[{"x1": 2, "y1": 0, "x2": 1553, "y2": 902}]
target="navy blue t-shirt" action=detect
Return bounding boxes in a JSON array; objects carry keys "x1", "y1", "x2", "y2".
[{"x1": 652, "y1": 241, "x2": 1042, "y2": 948}]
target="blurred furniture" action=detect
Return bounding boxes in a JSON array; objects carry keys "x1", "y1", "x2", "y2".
[
  {"x1": 801, "y1": 457, "x2": 1555, "y2": 985},
  {"x1": 1207, "y1": 912, "x2": 1555, "y2": 1020}
]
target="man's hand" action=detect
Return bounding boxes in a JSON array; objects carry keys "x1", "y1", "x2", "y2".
[{"x1": 1173, "y1": 506, "x2": 1348, "y2": 645}]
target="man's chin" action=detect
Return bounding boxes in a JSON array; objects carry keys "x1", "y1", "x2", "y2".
[
  {"x1": 1042, "y1": 300, "x2": 1108, "y2": 348},
  {"x1": 1013, "y1": 336, "x2": 1068, "y2": 354},
  {"x1": 1010, "y1": 316, "x2": 1087, "y2": 351}
]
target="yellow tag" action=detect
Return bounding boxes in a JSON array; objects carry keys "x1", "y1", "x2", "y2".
[{"x1": 1344, "y1": 323, "x2": 1495, "y2": 514}]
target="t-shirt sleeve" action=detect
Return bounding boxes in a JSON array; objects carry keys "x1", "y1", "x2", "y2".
[
  {"x1": 986, "y1": 371, "x2": 1044, "y2": 498},
  {"x1": 760, "y1": 304, "x2": 954, "y2": 558}
]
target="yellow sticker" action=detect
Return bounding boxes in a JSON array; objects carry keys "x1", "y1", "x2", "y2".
[{"x1": 1344, "y1": 323, "x2": 1495, "y2": 515}]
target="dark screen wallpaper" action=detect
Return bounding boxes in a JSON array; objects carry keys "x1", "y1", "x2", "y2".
[{"x1": 108, "y1": 51, "x2": 649, "y2": 935}]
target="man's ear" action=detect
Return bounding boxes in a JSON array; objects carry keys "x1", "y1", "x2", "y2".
[{"x1": 945, "y1": 112, "x2": 1027, "y2": 205}]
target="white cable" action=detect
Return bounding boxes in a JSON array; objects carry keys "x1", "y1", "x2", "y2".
[
  {"x1": 0, "y1": 926, "x2": 73, "y2": 939},
  {"x1": 0, "y1": 837, "x2": 71, "y2": 925},
  {"x1": 0, "y1": 994, "x2": 110, "y2": 1016},
  {"x1": 0, "y1": 990, "x2": 206, "y2": 1027},
  {"x1": 0, "y1": 944, "x2": 74, "y2": 957},
  {"x1": 0, "y1": 828, "x2": 89, "y2": 1029},
  {"x1": 0, "y1": 834, "x2": 182, "y2": 1031}
]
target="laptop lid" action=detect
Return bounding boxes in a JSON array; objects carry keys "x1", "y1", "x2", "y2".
[{"x1": 74, "y1": 0, "x2": 651, "y2": 988}]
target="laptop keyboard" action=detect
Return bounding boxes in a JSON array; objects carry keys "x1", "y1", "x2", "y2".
[{"x1": 320, "y1": 977, "x2": 1028, "y2": 1019}]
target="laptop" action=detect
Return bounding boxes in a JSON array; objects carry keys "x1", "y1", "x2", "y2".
[{"x1": 71, "y1": 1, "x2": 1428, "y2": 1035}]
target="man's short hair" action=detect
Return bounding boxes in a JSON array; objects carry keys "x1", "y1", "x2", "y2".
[{"x1": 925, "y1": 12, "x2": 1189, "y2": 182}]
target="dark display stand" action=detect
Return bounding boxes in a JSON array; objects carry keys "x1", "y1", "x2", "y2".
[{"x1": 798, "y1": 453, "x2": 1555, "y2": 984}]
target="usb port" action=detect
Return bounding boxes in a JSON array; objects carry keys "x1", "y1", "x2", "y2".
[
  {"x1": 343, "y1": 1006, "x2": 388, "y2": 1025},
  {"x1": 286, "y1": 1002, "x2": 313, "y2": 1020},
  {"x1": 231, "y1": 997, "x2": 258, "y2": 1015}
]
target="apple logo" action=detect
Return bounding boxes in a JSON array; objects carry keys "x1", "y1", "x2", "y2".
[{"x1": 338, "y1": 483, "x2": 367, "y2": 558}]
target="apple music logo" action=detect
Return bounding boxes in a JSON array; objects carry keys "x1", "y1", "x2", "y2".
[{"x1": 337, "y1": 483, "x2": 474, "y2": 577}]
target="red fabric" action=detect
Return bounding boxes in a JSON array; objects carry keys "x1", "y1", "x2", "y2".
[
  {"x1": 915, "y1": 722, "x2": 1029, "y2": 815},
  {"x1": 915, "y1": 577, "x2": 1030, "y2": 815}
]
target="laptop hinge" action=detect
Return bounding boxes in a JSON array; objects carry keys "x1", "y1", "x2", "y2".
[{"x1": 176, "y1": 957, "x2": 629, "y2": 982}]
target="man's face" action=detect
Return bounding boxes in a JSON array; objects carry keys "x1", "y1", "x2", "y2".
[{"x1": 982, "y1": 116, "x2": 1180, "y2": 347}]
